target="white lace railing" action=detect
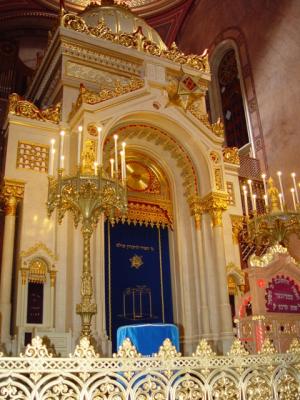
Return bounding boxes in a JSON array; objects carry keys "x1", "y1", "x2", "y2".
[{"x1": 0, "y1": 336, "x2": 299, "y2": 399}]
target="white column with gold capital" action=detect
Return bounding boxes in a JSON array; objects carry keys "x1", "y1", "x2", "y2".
[
  {"x1": 0, "y1": 196, "x2": 18, "y2": 345},
  {"x1": 203, "y1": 192, "x2": 233, "y2": 352}
]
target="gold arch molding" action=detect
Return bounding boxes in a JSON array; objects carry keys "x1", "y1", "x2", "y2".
[{"x1": 102, "y1": 123, "x2": 199, "y2": 199}]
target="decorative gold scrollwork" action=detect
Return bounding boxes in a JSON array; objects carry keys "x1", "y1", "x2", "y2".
[{"x1": 8, "y1": 93, "x2": 61, "y2": 124}]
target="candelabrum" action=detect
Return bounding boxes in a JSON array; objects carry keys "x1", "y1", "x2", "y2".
[
  {"x1": 243, "y1": 177, "x2": 300, "y2": 248},
  {"x1": 47, "y1": 131, "x2": 127, "y2": 338}
]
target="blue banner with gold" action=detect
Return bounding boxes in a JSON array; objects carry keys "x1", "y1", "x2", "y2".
[{"x1": 105, "y1": 222, "x2": 173, "y2": 350}]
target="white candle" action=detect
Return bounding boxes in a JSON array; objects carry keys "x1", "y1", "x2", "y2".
[
  {"x1": 120, "y1": 150, "x2": 124, "y2": 181},
  {"x1": 61, "y1": 155, "x2": 65, "y2": 169},
  {"x1": 77, "y1": 126, "x2": 82, "y2": 166},
  {"x1": 122, "y1": 142, "x2": 126, "y2": 180},
  {"x1": 113, "y1": 134, "x2": 118, "y2": 177},
  {"x1": 291, "y1": 188, "x2": 297, "y2": 211},
  {"x1": 253, "y1": 194, "x2": 257, "y2": 211},
  {"x1": 263, "y1": 194, "x2": 268, "y2": 208},
  {"x1": 94, "y1": 161, "x2": 98, "y2": 175},
  {"x1": 243, "y1": 187, "x2": 248, "y2": 217},
  {"x1": 247, "y1": 180, "x2": 254, "y2": 209},
  {"x1": 279, "y1": 193, "x2": 283, "y2": 212},
  {"x1": 49, "y1": 139, "x2": 55, "y2": 175},
  {"x1": 291, "y1": 173, "x2": 299, "y2": 203},
  {"x1": 277, "y1": 171, "x2": 285, "y2": 204},
  {"x1": 97, "y1": 126, "x2": 102, "y2": 165},
  {"x1": 59, "y1": 131, "x2": 65, "y2": 168},
  {"x1": 110, "y1": 158, "x2": 114, "y2": 178},
  {"x1": 261, "y1": 173, "x2": 267, "y2": 197}
]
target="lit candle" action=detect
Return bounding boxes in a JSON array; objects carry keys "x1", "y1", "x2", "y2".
[
  {"x1": 263, "y1": 194, "x2": 268, "y2": 208},
  {"x1": 77, "y1": 126, "x2": 82, "y2": 166},
  {"x1": 110, "y1": 158, "x2": 114, "y2": 178},
  {"x1": 243, "y1": 186, "x2": 249, "y2": 217},
  {"x1": 253, "y1": 194, "x2": 257, "y2": 211},
  {"x1": 120, "y1": 150, "x2": 124, "y2": 181},
  {"x1": 49, "y1": 139, "x2": 55, "y2": 175},
  {"x1": 61, "y1": 155, "x2": 65, "y2": 169},
  {"x1": 291, "y1": 188, "x2": 297, "y2": 211},
  {"x1": 279, "y1": 193, "x2": 284, "y2": 212},
  {"x1": 247, "y1": 179, "x2": 254, "y2": 209},
  {"x1": 59, "y1": 130, "x2": 65, "y2": 168},
  {"x1": 94, "y1": 161, "x2": 98, "y2": 175},
  {"x1": 122, "y1": 141, "x2": 126, "y2": 180},
  {"x1": 277, "y1": 171, "x2": 285, "y2": 204},
  {"x1": 291, "y1": 173, "x2": 299, "y2": 203},
  {"x1": 113, "y1": 134, "x2": 118, "y2": 177},
  {"x1": 261, "y1": 173, "x2": 267, "y2": 197},
  {"x1": 97, "y1": 126, "x2": 102, "y2": 165}
]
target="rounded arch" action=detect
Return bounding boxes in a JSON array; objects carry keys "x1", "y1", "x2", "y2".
[
  {"x1": 208, "y1": 27, "x2": 267, "y2": 171},
  {"x1": 100, "y1": 110, "x2": 213, "y2": 198},
  {"x1": 209, "y1": 39, "x2": 254, "y2": 154}
]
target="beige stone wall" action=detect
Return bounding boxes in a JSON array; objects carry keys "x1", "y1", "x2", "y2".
[{"x1": 178, "y1": 0, "x2": 300, "y2": 205}]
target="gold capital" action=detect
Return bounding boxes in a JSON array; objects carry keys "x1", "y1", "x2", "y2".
[
  {"x1": 4, "y1": 196, "x2": 17, "y2": 216},
  {"x1": 50, "y1": 270, "x2": 57, "y2": 287},
  {"x1": 1, "y1": 178, "x2": 25, "y2": 216},
  {"x1": 201, "y1": 191, "x2": 229, "y2": 227},
  {"x1": 188, "y1": 194, "x2": 203, "y2": 230}
]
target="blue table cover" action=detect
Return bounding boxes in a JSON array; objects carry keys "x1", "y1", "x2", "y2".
[{"x1": 117, "y1": 323, "x2": 179, "y2": 355}]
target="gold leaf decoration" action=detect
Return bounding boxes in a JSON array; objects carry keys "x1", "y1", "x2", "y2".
[
  {"x1": 193, "y1": 339, "x2": 216, "y2": 358},
  {"x1": 258, "y1": 338, "x2": 277, "y2": 355},
  {"x1": 70, "y1": 336, "x2": 100, "y2": 358},
  {"x1": 8, "y1": 93, "x2": 61, "y2": 124},
  {"x1": 154, "y1": 338, "x2": 181, "y2": 360},
  {"x1": 227, "y1": 339, "x2": 249, "y2": 356},
  {"x1": 113, "y1": 338, "x2": 141, "y2": 358},
  {"x1": 20, "y1": 336, "x2": 53, "y2": 358}
]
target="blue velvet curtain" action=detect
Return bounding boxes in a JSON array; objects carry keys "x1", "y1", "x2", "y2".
[{"x1": 105, "y1": 221, "x2": 173, "y2": 350}]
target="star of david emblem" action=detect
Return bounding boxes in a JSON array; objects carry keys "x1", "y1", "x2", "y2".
[{"x1": 129, "y1": 254, "x2": 143, "y2": 269}]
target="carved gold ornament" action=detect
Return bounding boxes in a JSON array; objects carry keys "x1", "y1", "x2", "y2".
[
  {"x1": 188, "y1": 194, "x2": 203, "y2": 230},
  {"x1": 193, "y1": 339, "x2": 216, "y2": 358},
  {"x1": 154, "y1": 338, "x2": 181, "y2": 360},
  {"x1": 61, "y1": 13, "x2": 210, "y2": 73},
  {"x1": 258, "y1": 338, "x2": 277, "y2": 355},
  {"x1": 201, "y1": 191, "x2": 229, "y2": 227},
  {"x1": 113, "y1": 338, "x2": 141, "y2": 358},
  {"x1": 8, "y1": 93, "x2": 61, "y2": 124},
  {"x1": 70, "y1": 336, "x2": 100, "y2": 358},
  {"x1": 21, "y1": 336, "x2": 53, "y2": 358},
  {"x1": 230, "y1": 215, "x2": 244, "y2": 244},
  {"x1": 227, "y1": 339, "x2": 249, "y2": 356},
  {"x1": 69, "y1": 77, "x2": 144, "y2": 120},
  {"x1": 223, "y1": 147, "x2": 240, "y2": 165},
  {"x1": 0, "y1": 178, "x2": 25, "y2": 216}
]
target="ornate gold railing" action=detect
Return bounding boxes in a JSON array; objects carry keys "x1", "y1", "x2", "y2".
[{"x1": 0, "y1": 336, "x2": 299, "y2": 399}]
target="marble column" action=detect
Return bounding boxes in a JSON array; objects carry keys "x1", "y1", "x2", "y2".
[
  {"x1": 210, "y1": 208, "x2": 234, "y2": 351},
  {"x1": 0, "y1": 196, "x2": 17, "y2": 345},
  {"x1": 202, "y1": 192, "x2": 233, "y2": 353},
  {"x1": 194, "y1": 221, "x2": 210, "y2": 336}
]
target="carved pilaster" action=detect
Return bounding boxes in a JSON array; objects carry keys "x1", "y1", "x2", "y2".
[{"x1": 201, "y1": 192, "x2": 229, "y2": 227}]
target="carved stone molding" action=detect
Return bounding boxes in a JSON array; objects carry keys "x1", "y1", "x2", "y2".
[{"x1": 230, "y1": 214, "x2": 244, "y2": 244}]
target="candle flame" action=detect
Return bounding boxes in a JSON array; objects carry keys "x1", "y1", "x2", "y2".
[
  {"x1": 277, "y1": 171, "x2": 282, "y2": 176},
  {"x1": 60, "y1": 130, "x2": 65, "y2": 136},
  {"x1": 51, "y1": 139, "x2": 55, "y2": 145},
  {"x1": 261, "y1": 173, "x2": 266, "y2": 179},
  {"x1": 291, "y1": 172, "x2": 296, "y2": 178},
  {"x1": 78, "y1": 126, "x2": 83, "y2": 132}
]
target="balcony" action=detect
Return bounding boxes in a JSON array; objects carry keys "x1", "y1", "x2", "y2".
[{"x1": 0, "y1": 335, "x2": 299, "y2": 399}]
